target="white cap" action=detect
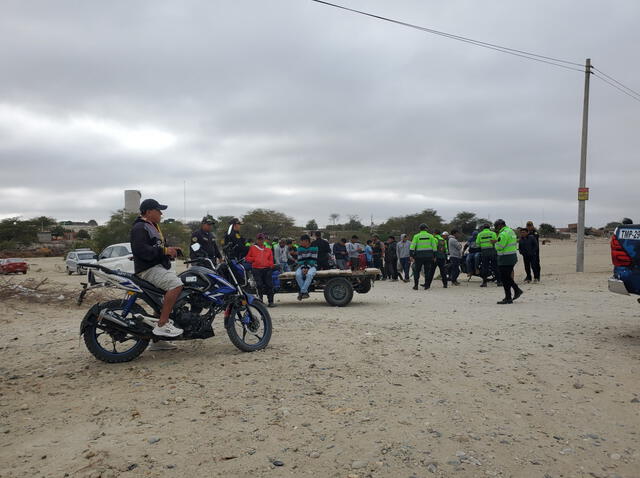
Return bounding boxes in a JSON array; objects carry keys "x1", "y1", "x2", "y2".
[{"x1": 442, "y1": 231, "x2": 449, "y2": 235}]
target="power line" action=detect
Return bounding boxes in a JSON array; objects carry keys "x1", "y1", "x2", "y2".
[
  {"x1": 592, "y1": 73, "x2": 640, "y2": 103},
  {"x1": 592, "y1": 66, "x2": 640, "y2": 98},
  {"x1": 310, "y1": 0, "x2": 584, "y2": 72}
]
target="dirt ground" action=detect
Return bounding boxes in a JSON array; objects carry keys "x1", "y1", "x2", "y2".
[{"x1": 0, "y1": 238, "x2": 638, "y2": 478}]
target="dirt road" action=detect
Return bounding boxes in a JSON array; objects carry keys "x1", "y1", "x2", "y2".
[{"x1": 1, "y1": 239, "x2": 638, "y2": 477}]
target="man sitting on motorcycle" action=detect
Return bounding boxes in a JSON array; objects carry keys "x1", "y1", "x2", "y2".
[
  {"x1": 295, "y1": 234, "x2": 318, "y2": 301},
  {"x1": 130, "y1": 199, "x2": 183, "y2": 338}
]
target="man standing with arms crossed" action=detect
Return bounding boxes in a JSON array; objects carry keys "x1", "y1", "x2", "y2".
[{"x1": 409, "y1": 224, "x2": 437, "y2": 290}]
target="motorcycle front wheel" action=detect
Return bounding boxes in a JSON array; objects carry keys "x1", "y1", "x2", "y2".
[
  {"x1": 83, "y1": 300, "x2": 149, "y2": 363},
  {"x1": 226, "y1": 300, "x2": 272, "y2": 352}
]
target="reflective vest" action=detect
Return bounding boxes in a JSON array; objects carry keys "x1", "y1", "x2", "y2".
[
  {"x1": 495, "y1": 226, "x2": 518, "y2": 256},
  {"x1": 410, "y1": 231, "x2": 437, "y2": 258},
  {"x1": 435, "y1": 234, "x2": 448, "y2": 256},
  {"x1": 476, "y1": 229, "x2": 497, "y2": 249}
]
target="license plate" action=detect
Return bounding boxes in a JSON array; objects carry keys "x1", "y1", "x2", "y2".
[{"x1": 618, "y1": 228, "x2": 640, "y2": 240}]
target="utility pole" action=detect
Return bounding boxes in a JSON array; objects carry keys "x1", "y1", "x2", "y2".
[
  {"x1": 576, "y1": 58, "x2": 592, "y2": 272},
  {"x1": 183, "y1": 180, "x2": 187, "y2": 224}
]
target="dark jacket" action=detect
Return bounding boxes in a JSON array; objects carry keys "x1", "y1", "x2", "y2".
[
  {"x1": 191, "y1": 228, "x2": 221, "y2": 261},
  {"x1": 311, "y1": 238, "x2": 331, "y2": 261},
  {"x1": 385, "y1": 241, "x2": 398, "y2": 259},
  {"x1": 518, "y1": 234, "x2": 538, "y2": 257},
  {"x1": 333, "y1": 242, "x2": 348, "y2": 259},
  {"x1": 224, "y1": 229, "x2": 248, "y2": 260},
  {"x1": 130, "y1": 217, "x2": 171, "y2": 274}
]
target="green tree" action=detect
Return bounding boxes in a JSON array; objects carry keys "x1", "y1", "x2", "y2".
[
  {"x1": 379, "y1": 209, "x2": 445, "y2": 236},
  {"x1": 51, "y1": 225, "x2": 67, "y2": 238},
  {"x1": 242, "y1": 209, "x2": 299, "y2": 239},
  {"x1": 448, "y1": 211, "x2": 483, "y2": 236},
  {"x1": 538, "y1": 223, "x2": 557, "y2": 236},
  {"x1": 329, "y1": 213, "x2": 340, "y2": 226},
  {"x1": 345, "y1": 215, "x2": 364, "y2": 230},
  {"x1": 92, "y1": 210, "x2": 139, "y2": 252},
  {"x1": 161, "y1": 220, "x2": 191, "y2": 251},
  {"x1": 0, "y1": 217, "x2": 39, "y2": 245},
  {"x1": 77, "y1": 229, "x2": 91, "y2": 240},
  {"x1": 305, "y1": 219, "x2": 318, "y2": 231}
]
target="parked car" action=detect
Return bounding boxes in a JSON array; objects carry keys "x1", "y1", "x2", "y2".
[
  {"x1": 88, "y1": 243, "x2": 134, "y2": 283},
  {"x1": 0, "y1": 258, "x2": 29, "y2": 274},
  {"x1": 88, "y1": 242, "x2": 176, "y2": 283},
  {"x1": 608, "y1": 223, "x2": 640, "y2": 300},
  {"x1": 65, "y1": 249, "x2": 97, "y2": 275}
]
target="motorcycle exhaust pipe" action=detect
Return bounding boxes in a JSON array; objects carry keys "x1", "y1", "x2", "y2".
[{"x1": 98, "y1": 309, "x2": 131, "y2": 328}]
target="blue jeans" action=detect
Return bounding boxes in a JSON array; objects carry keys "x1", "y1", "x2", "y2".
[
  {"x1": 399, "y1": 257, "x2": 410, "y2": 280},
  {"x1": 295, "y1": 266, "x2": 317, "y2": 293}
]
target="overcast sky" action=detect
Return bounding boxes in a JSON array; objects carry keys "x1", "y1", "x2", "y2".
[{"x1": 1, "y1": 0, "x2": 638, "y2": 228}]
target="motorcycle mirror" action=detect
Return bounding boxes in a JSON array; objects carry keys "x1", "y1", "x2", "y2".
[{"x1": 191, "y1": 243, "x2": 201, "y2": 252}]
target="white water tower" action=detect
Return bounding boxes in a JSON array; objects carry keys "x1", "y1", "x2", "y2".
[{"x1": 124, "y1": 190, "x2": 141, "y2": 214}]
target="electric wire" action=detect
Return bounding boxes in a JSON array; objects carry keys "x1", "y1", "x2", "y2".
[
  {"x1": 311, "y1": 0, "x2": 640, "y2": 104},
  {"x1": 592, "y1": 67, "x2": 640, "y2": 98},
  {"x1": 592, "y1": 73, "x2": 640, "y2": 103},
  {"x1": 310, "y1": 0, "x2": 584, "y2": 72}
]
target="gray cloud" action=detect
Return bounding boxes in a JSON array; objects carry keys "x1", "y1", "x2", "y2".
[{"x1": 1, "y1": 0, "x2": 638, "y2": 228}]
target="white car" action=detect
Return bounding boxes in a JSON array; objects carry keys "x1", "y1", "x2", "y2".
[
  {"x1": 65, "y1": 249, "x2": 97, "y2": 275},
  {"x1": 89, "y1": 242, "x2": 176, "y2": 282},
  {"x1": 97, "y1": 242, "x2": 135, "y2": 273}
]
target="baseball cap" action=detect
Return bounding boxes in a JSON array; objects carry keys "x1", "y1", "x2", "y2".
[
  {"x1": 229, "y1": 217, "x2": 243, "y2": 225},
  {"x1": 140, "y1": 199, "x2": 167, "y2": 213},
  {"x1": 256, "y1": 233, "x2": 265, "y2": 240}
]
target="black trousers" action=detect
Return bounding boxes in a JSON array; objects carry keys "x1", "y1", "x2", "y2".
[
  {"x1": 531, "y1": 253, "x2": 541, "y2": 280},
  {"x1": 499, "y1": 264, "x2": 521, "y2": 300},
  {"x1": 374, "y1": 256, "x2": 385, "y2": 278},
  {"x1": 414, "y1": 258, "x2": 434, "y2": 288},
  {"x1": 386, "y1": 257, "x2": 399, "y2": 280},
  {"x1": 253, "y1": 268, "x2": 274, "y2": 303},
  {"x1": 480, "y1": 250, "x2": 497, "y2": 282},
  {"x1": 449, "y1": 257, "x2": 460, "y2": 283},
  {"x1": 434, "y1": 257, "x2": 448, "y2": 286}
]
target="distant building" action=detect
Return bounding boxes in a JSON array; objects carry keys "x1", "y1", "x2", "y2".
[
  {"x1": 124, "y1": 190, "x2": 141, "y2": 214},
  {"x1": 37, "y1": 232, "x2": 52, "y2": 243}
]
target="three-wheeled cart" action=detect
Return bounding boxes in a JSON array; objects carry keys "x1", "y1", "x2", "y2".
[{"x1": 273, "y1": 268, "x2": 381, "y2": 306}]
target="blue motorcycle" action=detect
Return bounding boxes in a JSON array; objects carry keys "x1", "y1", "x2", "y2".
[{"x1": 79, "y1": 245, "x2": 272, "y2": 363}]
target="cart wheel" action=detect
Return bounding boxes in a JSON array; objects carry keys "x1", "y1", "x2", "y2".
[
  {"x1": 355, "y1": 278, "x2": 372, "y2": 294},
  {"x1": 324, "y1": 277, "x2": 354, "y2": 306}
]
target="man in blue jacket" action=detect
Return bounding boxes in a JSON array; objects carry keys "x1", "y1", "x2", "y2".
[{"x1": 130, "y1": 198, "x2": 183, "y2": 338}]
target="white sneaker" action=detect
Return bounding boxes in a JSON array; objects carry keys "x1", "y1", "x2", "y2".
[
  {"x1": 152, "y1": 321, "x2": 183, "y2": 337},
  {"x1": 148, "y1": 341, "x2": 178, "y2": 351}
]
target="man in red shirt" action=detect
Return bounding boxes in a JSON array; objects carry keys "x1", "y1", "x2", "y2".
[{"x1": 245, "y1": 233, "x2": 277, "y2": 307}]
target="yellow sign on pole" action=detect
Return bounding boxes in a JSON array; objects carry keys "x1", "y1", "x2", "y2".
[{"x1": 578, "y1": 187, "x2": 589, "y2": 201}]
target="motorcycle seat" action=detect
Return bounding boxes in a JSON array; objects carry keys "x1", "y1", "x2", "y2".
[{"x1": 129, "y1": 275, "x2": 168, "y2": 295}]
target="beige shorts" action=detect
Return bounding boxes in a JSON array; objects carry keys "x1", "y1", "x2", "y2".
[{"x1": 137, "y1": 265, "x2": 183, "y2": 291}]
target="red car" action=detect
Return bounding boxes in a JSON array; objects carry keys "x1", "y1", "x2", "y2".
[{"x1": 0, "y1": 258, "x2": 29, "y2": 274}]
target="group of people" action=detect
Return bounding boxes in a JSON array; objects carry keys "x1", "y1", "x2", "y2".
[
  {"x1": 218, "y1": 217, "x2": 542, "y2": 306},
  {"x1": 128, "y1": 198, "x2": 545, "y2": 343}
]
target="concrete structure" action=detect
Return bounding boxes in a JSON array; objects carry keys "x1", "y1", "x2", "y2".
[{"x1": 124, "y1": 190, "x2": 141, "y2": 214}]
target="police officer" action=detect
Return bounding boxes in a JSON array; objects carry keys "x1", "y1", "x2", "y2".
[
  {"x1": 190, "y1": 215, "x2": 221, "y2": 265},
  {"x1": 224, "y1": 218, "x2": 248, "y2": 260},
  {"x1": 493, "y1": 219, "x2": 523, "y2": 304},
  {"x1": 476, "y1": 223, "x2": 498, "y2": 287},
  {"x1": 409, "y1": 223, "x2": 437, "y2": 290},
  {"x1": 432, "y1": 229, "x2": 448, "y2": 288}
]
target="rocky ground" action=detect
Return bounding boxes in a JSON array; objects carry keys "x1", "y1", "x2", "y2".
[{"x1": 0, "y1": 239, "x2": 638, "y2": 478}]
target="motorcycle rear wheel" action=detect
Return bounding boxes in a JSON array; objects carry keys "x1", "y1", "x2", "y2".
[
  {"x1": 226, "y1": 301, "x2": 272, "y2": 352},
  {"x1": 83, "y1": 300, "x2": 149, "y2": 363}
]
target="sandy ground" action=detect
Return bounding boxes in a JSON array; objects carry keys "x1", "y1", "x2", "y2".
[{"x1": 0, "y1": 238, "x2": 638, "y2": 478}]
